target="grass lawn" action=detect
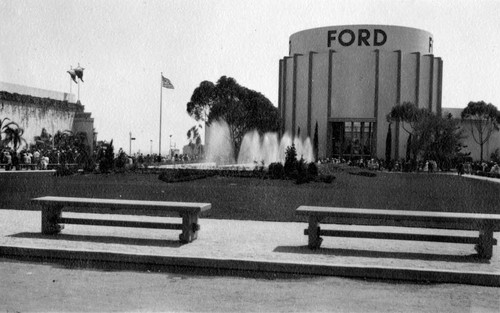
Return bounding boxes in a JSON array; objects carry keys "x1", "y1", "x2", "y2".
[{"x1": 1, "y1": 166, "x2": 499, "y2": 223}]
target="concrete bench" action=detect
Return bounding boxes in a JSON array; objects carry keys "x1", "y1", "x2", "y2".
[
  {"x1": 31, "y1": 196, "x2": 211, "y2": 243},
  {"x1": 296, "y1": 206, "x2": 500, "y2": 259}
]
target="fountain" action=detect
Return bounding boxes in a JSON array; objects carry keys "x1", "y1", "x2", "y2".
[{"x1": 205, "y1": 120, "x2": 314, "y2": 169}]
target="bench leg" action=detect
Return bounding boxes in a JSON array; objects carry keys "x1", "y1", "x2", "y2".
[
  {"x1": 41, "y1": 205, "x2": 64, "y2": 234},
  {"x1": 308, "y1": 216, "x2": 323, "y2": 249},
  {"x1": 179, "y1": 213, "x2": 199, "y2": 243},
  {"x1": 476, "y1": 223, "x2": 495, "y2": 260}
]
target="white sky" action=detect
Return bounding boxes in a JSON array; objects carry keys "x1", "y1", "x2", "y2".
[{"x1": 1, "y1": 0, "x2": 499, "y2": 154}]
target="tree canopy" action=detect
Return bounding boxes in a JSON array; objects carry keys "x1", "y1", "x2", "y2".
[
  {"x1": 460, "y1": 101, "x2": 499, "y2": 162},
  {"x1": 388, "y1": 102, "x2": 465, "y2": 169},
  {"x1": 186, "y1": 76, "x2": 282, "y2": 157}
]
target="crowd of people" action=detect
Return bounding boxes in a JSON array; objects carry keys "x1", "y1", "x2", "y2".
[
  {"x1": 0, "y1": 147, "x2": 82, "y2": 171},
  {"x1": 457, "y1": 160, "x2": 500, "y2": 176},
  {"x1": 2, "y1": 145, "x2": 500, "y2": 178},
  {"x1": 318, "y1": 156, "x2": 500, "y2": 177}
]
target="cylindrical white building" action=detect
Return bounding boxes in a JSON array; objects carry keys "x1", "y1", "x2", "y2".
[{"x1": 279, "y1": 25, "x2": 443, "y2": 160}]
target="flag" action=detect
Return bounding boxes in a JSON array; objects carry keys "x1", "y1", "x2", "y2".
[
  {"x1": 162, "y1": 76, "x2": 174, "y2": 89},
  {"x1": 67, "y1": 69, "x2": 78, "y2": 83},
  {"x1": 74, "y1": 64, "x2": 85, "y2": 82}
]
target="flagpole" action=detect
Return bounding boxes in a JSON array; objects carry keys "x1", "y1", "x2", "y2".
[
  {"x1": 68, "y1": 66, "x2": 72, "y2": 95},
  {"x1": 159, "y1": 72, "x2": 163, "y2": 156}
]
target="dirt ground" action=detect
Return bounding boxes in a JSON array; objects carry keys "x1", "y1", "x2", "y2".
[{"x1": 1, "y1": 258, "x2": 499, "y2": 313}]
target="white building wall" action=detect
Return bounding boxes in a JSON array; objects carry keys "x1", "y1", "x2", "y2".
[
  {"x1": 310, "y1": 52, "x2": 330, "y2": 159},
  {"x1": 295, "y1": 54, "x2": 309, "y2": 140},
  {"x1": 284, "y1": 57, "x2": 294, "y2": 136},
  {"x1": 0, "y1": 100, "x2": 75, "y2": 149},
  {"x1": 377, "y1": 51, "x2": 399, "y2": 159},
  {"x1": 330, "y1": 51, "x2": 376, "y2": 119},
  {"x1": 401, "y1": 52, "x2": 418, "y2": 104},
  {"x1": 419, "y1": 55, "x2": 432, "y2": 110}
]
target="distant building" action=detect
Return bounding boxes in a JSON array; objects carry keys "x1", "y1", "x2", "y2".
[{"x1": 0, "y1": 81, "x2": 96, "y2": 152}]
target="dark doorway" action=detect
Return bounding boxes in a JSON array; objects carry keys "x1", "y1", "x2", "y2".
[{"x1": 330, "y1": 121, "x2": 375, "y2": 160}]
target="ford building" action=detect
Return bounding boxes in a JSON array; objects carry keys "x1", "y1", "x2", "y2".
[{"x1": 278, "y1": 25, "x2": 443, "y2": 161}]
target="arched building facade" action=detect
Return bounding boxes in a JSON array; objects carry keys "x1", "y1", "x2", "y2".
[{"x1": 278, "y1": 25, "x2": 443, "y2": 160}]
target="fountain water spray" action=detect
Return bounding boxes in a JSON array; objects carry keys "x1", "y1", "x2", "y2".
[{"x1": 206, "y1": 120, "x2": 315, "y2": 167}]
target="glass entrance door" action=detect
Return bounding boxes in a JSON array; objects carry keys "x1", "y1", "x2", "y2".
[{"x1": 330, "y1": 121, "x2": 375, "y2": 160}]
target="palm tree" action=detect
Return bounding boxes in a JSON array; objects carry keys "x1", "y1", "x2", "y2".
[
  {"x1": 53, "y1": 130, "x2": 72, "y2": 149},
  {"x1": 0, "y1": 117, "x2": 11, "y2": 147},
  {"x1": 2, "y1": 122, "x2": 27, "y2": 151},
  {"x1": 34, "y1": 128, "x2": 53, "y2": 150}
]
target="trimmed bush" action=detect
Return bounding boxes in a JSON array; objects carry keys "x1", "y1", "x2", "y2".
[
  {"x1": 268, "y1": 162, "x2": 284, "y2": 179},
  {"x1": 284, "y1": 144, "x2": 298, "y2": 179},
  {"x1": 295, "y1": 158, "x2": 310, "y2": 184},
  {"x1": 307, "y1": 162, "x2": 318, "y2": 178}
]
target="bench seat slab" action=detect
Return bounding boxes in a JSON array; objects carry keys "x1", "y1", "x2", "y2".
[
  {"x1": 297, "y1": 206, "x2": 500, "y2": 259},
  {"x1": 34, "y1": 197, "x2": 211, "y2": 244}
]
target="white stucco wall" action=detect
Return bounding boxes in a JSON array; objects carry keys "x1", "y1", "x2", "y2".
[{"x1": 1, "y1": 100, "x2": 75, "y2": 149}]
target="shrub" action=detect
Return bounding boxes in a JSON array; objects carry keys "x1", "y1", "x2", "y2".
[
  {"x1": 307, "y1": 162, "x2": 318, "y2": 178},
  {"x1": 491, "y1": 148, "x2": 500, "y2": 163},
  {"x1": 114, "y1": 151, "x2": 128, "y2": 170},
  {"x1": 97, "y1": 142, "x2": 115, "y2": 173},
  {"x1": 82, "y1": 158, "x2": 96, "y2": 173},
  {"x1": 268, "y1": 162, "x2": 284, "y2": 179},
  {"x1": 295, "y1": 157, "x2": 310, "y2": 184},
  {"x1": 284, "y1": 144, "x2": 298, "y2": 179}
]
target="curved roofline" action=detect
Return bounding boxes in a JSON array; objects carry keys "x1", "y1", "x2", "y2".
[{"x1": 290, "y1": 24, "x2": 431, "y2": 38}]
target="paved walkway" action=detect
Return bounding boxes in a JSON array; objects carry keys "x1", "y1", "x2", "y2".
[{"x1": 0, "y1": 209, "x2": 498, "y2": 286}]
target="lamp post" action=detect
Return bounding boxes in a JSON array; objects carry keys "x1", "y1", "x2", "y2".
[
  {"x1": 169, "y1": 134, "x2": 172, "y2": 158},
  {"x1": 150, "y1": 140, "x2": 153, "y2": 155},
  {"x1": 129, "y1": 132, "x2": 136, "y2": 155}
]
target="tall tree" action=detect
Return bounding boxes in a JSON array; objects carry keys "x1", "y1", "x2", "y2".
[
  {"x1": 388, "y1": 102, "x2": 430, "y2": 161},
  {"x1": 460, "y1": 101, "x2": 499, "y2": 162},
  {"x1": 412, "y1": 113, "x2": 465, "y2": 168},
  {"x1": 389, "y1": 102, "x2": 464, "y2": 169},
  {"x1": 187, "y1": 76, "x2": 281, "y2": 158}
]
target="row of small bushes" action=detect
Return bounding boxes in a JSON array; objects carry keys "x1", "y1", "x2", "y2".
[
  {"x1": 267, "y1": 161, "x2": 332, "y2": 184},
  {"x1": 156, "y1": 164, "x2": 335, "y2": 184}
]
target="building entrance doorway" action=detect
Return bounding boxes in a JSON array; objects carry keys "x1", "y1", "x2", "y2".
[{"x1": 330, "y1": 121, "x2": 375, "y2": 160}]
